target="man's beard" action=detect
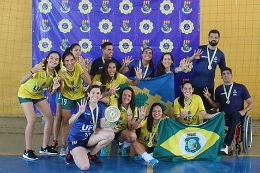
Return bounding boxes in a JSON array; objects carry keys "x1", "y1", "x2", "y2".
[{"x1": 209, "y1": 40, "x2": 218, "y2": 47}]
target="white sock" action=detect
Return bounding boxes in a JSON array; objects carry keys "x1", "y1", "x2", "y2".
[
  {"x1": 123, "y1": 141, "x2": 131, "y2": 148},
  {"x1": 142, "y1": 152, "x2": 153, "y2": 163}
]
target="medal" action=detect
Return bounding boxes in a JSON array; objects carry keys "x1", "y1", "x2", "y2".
[
  {"x1": 207, "y1": 46, "x2": 217, "y2": 71},
  {"x1": 147, "y1": 141, "x2": 153, "y2": 147},
  {"x1": 223, "y1": 83, "x2": 233, "y2": 106},
  {"x1": 139, "y1": 60, "x2": 149, "y2": 79},
  {"x1": 90, "y1": 105, "x2": 99, "y2": 133},
  {"x1": 147, "y1": 121, "x2": 160, "y2": 148}
]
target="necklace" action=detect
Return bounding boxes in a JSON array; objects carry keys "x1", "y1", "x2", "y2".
[
  {"x1": 206, "y1": 46, "x2": 217, "y2": 70},
  {"x1": 139, "y1": 59, "x2": 149, "y2": 79},
  {"x1": 183, "y1": 97, "x2": 192, "y2": 115},
  {"x1": 223, "y1": 83, "x2": 233, "y2": 104},
  {"x1": 102, "y1": 56, "x2": 111, "y2": 64},
  {"x1": 90, "y1": 104, "x2": 99, "y2": 133},
  {"x1": 147, "y1": 120, "x2": 160, "y2": 147}
]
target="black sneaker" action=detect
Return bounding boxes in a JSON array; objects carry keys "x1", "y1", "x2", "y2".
[
  {"x1": 39, "y1": 146, "x2": 58, "y2": 154},
  {"x1": 23, "y1": 150, "x2": 38, "y2": 160},
  {"x1": 65, "y1": 149, "x2": 74, "y2": 164},
  {"x1": 88, "y1": 153, "x2": 103, "y2": 166}
]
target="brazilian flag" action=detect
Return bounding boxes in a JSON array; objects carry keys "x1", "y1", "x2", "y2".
[{"x1": 154, "y1": 112, "x2": 225, "y2": 162}]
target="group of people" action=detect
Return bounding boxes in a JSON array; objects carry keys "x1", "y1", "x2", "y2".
[{"x1": 18, "y1": 29, "x2": 254, "y2": 170}]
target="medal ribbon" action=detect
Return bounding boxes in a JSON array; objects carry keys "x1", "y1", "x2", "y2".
[
  {"x1": 90, "y1": 105, "x2": 99, "y2": 133},
  {"x1": 223, "y1": 83, "x2": 233, "y2": 103},
  {"x1": 148, "y1": 121, "x2": 160, "y2": 147},
  {"x1": 139, "y1": 59, "x2": 149, "y2": 79},
  {"x1": 207, "y1": 46, "x2": 217, "y2": 69}
]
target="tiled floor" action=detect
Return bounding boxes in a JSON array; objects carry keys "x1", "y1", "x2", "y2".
[{"x1": 0, "y1": 117, "x2": 260, "y2": 172}]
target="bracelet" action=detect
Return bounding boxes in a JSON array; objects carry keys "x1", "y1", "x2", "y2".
[{"x1": 30, "y1": 70, "x2": 34, "y2": 75}]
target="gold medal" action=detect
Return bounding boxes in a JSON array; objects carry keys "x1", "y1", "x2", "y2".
[
  {"x1": 226, "y1": 100, "x2": 230, "y2": 104},
  {"x1": 147, "y1": 141, "x2": 153, "y2": 147},
  {"x1": 61, "y1": 66, "x2": 67, "y2": 72},
  {"x1": 208, "y1": 65, "x2": 212, "y2": 70}
]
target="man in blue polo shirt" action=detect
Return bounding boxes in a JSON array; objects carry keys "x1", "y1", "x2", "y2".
[
  {"x1": 203, "y1": 67, "x2": 254, "y2": 154},
  {"x1": 188, "y1": 29, "x2": 226, "y2": 112},
  {"x1": 90, "y1": 42, "x2": 122, "y2": 77}
]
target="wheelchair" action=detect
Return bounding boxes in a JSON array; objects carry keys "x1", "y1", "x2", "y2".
[{"x1": 232, "y1": 114, "x2": 253, "y2": 157}]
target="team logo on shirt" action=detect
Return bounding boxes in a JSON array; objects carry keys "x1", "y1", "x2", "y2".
[
  {"x1": 100, "y1": 0, "x2": 111, "y2": 13},
  {"x1": 184, "y1": 133, "x2": 201, "y2": 153},
  {"x1": 233, "y1": 89, "x2": 237, "y2": 96}
]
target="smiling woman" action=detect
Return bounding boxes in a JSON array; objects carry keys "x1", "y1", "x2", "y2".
[
  {"x1": 173, "y1": 81, "x2": 219, "y2": 125},
  {"x1": 17, "y1": 51, "x2": 62, "y2": 160},
  {"x1": 92, "y1": 59, "x2": 142, "y2": 106},
  {"x1": 58, "y1": 48, "x2": 92, "y2": 156}
]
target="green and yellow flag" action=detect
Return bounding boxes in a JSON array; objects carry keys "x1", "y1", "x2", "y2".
[{"x1": 154, "y1": 112, "x2": 225, "y2": 162}]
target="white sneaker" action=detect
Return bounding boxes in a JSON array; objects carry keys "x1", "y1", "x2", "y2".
[
  {"x1": 220, "y1": 144, "x2": 228, "y2": 155},
  {"x1": 60, "y1": 145, "x2": 67, "y2": 156}
]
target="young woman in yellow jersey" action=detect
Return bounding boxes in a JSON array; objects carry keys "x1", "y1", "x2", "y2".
[
  {"x1": 59, "y1": 48, "x2": 92, "y2": 155},
  {"x1": 92, "y1": 59, "x2": 142, "y2": 106},
  {"x1": 114, "y1": 87, "x2": 138, "y2": 157},
  {"x1": 18, "y1": 51, "x2": 64, "y2": 160},
  {"x1": 131, "y1": 103, "x2": 164, "y2": 168},
  {"x1": 51, "y1": 44, "x2": 91, "y2": 150},
  {"x1": 173, "y1": 81, "x2": 219, "y2": 125}
]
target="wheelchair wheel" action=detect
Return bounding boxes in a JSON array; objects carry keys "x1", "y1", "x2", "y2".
[
  {"x1": 242, "y1": 114, "x2": 252, "y2": 153},
  {"x1": 236, "y1": 143, "x2": 241, "y2": 157}
]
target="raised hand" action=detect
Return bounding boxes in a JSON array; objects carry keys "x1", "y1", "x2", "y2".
[
  {"x1": 77, "y1": 99, "x2": 87, "y2": 115},
  {"x1": 127, "y1": 112, "x2": 133, "y2": 122},
  {"x1": 31, "y1": 62, "x2": 45, "y2": 73},
  {"x1": 52, "y1": 77, "x2": 60, "y2": 90},
  {"x1": 138, "y1": 106, "x2": 147, "y2": 120},
  {"x1": 134, "y1": 67, "x2": 142, "y2": 79},
  {"x1": 203, "y1": 87, "x2": 211, "y2": 99},
  {"x1": 85, "y1": 58, "x2": 92, "y2": 70},
  {"x1": 108, "y1": 84, "x2": 120, "y2": 95},
  {"x1": 60, "y1": 70, "x2": 67, "y2": 82},
  {"x1": 193, "y1": 49, "x2": 203, "y2": 60},
  {"x1": 182, "y1": 58, "x2": 189, "y2": 70},
  {"x1": 180, "y1": 109, "x2": 189, "y2": 117},
  {"x1": 122, "y1": 56, "x2": 134, "y2": 67}
]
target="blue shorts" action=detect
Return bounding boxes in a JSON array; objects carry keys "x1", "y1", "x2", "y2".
[{"x1": 68, "y1": 136, "x2": 91, "y2": 151}]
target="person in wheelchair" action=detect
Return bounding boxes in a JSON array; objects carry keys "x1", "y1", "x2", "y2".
[{"x1": 203, "y1": 67, "x2": 254, "y2": 155}]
